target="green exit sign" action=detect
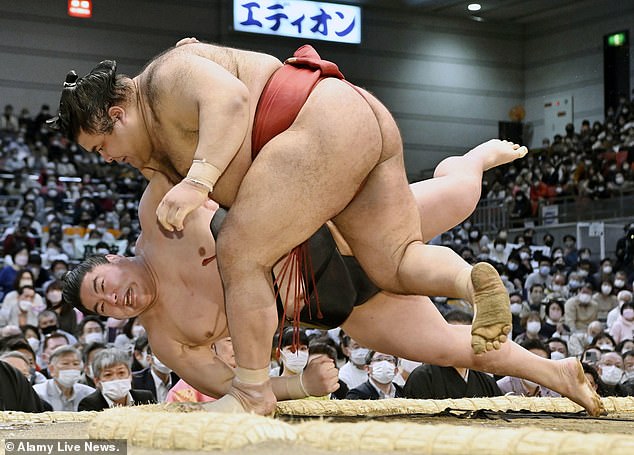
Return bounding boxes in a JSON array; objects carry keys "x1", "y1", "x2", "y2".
[{"x1": 607, "y1": 32, "x2": 627, "y2": 47}]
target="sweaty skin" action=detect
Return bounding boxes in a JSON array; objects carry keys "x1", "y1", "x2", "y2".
[
  {"x1": 78, "y1": 140, "x2": 603, "y2": 416},
  {"x1": 72, "y1": 40, "x2": 597, "y2": 415}
]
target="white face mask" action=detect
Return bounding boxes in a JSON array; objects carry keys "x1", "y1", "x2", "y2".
[
  {"x1": 510, "y1": 302, "x2": 522, "y2": 315},
  {"x1": 280, "y1": 349, "x2": 309, "y2": 374},
  {"x1": 56, "y1": 369, "x2": 81, "y2": 388},
  {"x1": 550, "y1": 351, "x2": 566, "y2": 361},
  {"x1": 600, "y1": 365, "x2": 623, "y2": 385},
  {"x1": 601, "y1": 284, "x2": 613, "y2": 295},
  {"x1": 18, "y1": 300, "x2": 33, "y2": 312},
  {"x1": 526, "y1": 321, "x2": 541, "y2": 334},
  {"x1": 137, "y1": 351, "x2": 150, "y2": 369},
  {"x1": 47, "y1": 290, "x2": 63, "y2": 304},
  {"x1": 15, "y1": 254, "x2": 29, "y2": 266},
  {"x1": 152, "y1": 355, "x2": 172, "y2": 374},
  {"x1": 132, "y1": 325, "x2": 145, "y2": 338},
  {"x1": 101, "y1": 377, "x2": 132, "y2": 401},
  {"x1": 578, "y1": 293, "x2": 592, "y2": 304},
  {"x1": 27, "y1": 337, "x2": 40, "y2": 352},
  {"x1": 614, "y1": 279, "x2": 625, "y2": 288},
  {"x1": 84, "y1": 332, "x2": 104, "y2": 345},
  {"x1": 350, "y1": 347, "x2": 369, "y2": 366},
  {"x1": 603, "y1": 266, "x2": 613, "y2": 275},
  {"x1": 597, "y1": 343, "x2": 614, "y2": 351},
  {"x1": 370, "y1": 360, "x2": 396, "y2": 384}
]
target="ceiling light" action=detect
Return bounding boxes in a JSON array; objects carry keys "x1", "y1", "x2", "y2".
[{"x1": 467, "y1": 3, "x2": 481, "y2": 12}]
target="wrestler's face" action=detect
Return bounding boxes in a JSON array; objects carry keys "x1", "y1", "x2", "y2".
[
  {"x1": 79, "y1": 255, "x2": 155, "y2": 319},
  {"x1": 77, "y1": 105, "x2": 150, "y2": 170}
]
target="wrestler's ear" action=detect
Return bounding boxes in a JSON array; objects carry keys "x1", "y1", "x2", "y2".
[
  {"x1": 104, "y1": 253, "x2": 124, "y2": 263},
  {"x1": 107, "y1": 106, "x2": 125, "y2": 123}
]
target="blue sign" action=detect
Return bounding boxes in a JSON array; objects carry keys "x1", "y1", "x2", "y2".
[{"x1": 233, "y1": 0, "x2": 362, "y2": 44}]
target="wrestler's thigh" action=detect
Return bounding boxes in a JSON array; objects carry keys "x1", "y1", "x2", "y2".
[
  {"x1": 341, "y1": 293, "x2": 472, "y2": 367},
  {"x1": 409, "y1": 179, "x2": 475, "y2": 241},
  {"x1": 333, "y1": 152, "x2": 423, "y2": 288},
  {"x1": 219, "y1": 79, "x2": 382, "y2": 266}
]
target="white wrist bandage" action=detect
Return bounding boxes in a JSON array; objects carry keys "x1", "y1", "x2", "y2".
[{"x1": 185, "y1": 159, "x2": 222, "y2": 193}]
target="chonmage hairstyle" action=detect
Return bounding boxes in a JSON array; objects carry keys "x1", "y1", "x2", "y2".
[{"x1": 47, "y1": 60, "x2": 132, "y2": 141}]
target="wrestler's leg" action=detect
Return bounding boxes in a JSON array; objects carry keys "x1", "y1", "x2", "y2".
[
  {"x1": 334, "y1": 147, "x2": 510, "y2": 354},
  {"x1": 341, "y1": 294, "x2": 604, "y2": 416},
  {"x1": 213, "y1": 80, "x2": 384, "y2": 414},
  {"x1": 414, "y1": 139, "x2": 527, "y2": 241}
]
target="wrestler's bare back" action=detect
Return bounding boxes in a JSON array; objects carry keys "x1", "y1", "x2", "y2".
[{"x1": 133, "y1": 43, "x2": 282, "y2": 205}]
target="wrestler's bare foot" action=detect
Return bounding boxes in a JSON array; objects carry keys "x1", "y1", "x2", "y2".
[
  {"x1": 468, "y1": 139, "x2": 528, "y2": 171},
  {"x1": 470, "y1": 262, "x2": 512, "y2": 354},
  {"x1": 556, "y1": 358, "x2": 605, "y2": 417},
  {"x1": 201, "y1": 377, "x2": 277, "y2": 415}
]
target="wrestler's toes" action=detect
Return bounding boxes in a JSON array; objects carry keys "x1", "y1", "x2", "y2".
[
  {"x1": 498, "y1": 334, "x2": 507, "y2": 343},
  {"x1": 485, "y1": 341, "x2": 494, "y2": 351},
  {"x1": 492, "y1": 340, "x2": 500, "y2": 350},
  {"x1": 471, "y1": 336, "x2": 486, "y2": 355}
]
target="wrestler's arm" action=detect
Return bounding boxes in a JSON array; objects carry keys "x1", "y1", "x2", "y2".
[
  {"x1": 153, "y1": 343, "x2": 337, "y2": 400},
  {"x1": 158, "y1": 52, "x2": 250, "y2": 175},
  {"x1": 152, "y1": 52, "x2": 250, "y2": 231}
]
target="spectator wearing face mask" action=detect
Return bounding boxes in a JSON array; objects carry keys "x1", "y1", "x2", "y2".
[
  {"x1": 592, "y1": 332, "x2": 617, "y2": 352},
  {"x1": 609, "y1": 301, "x2": 634, "y2": 345},
  {"x1": 594, "y1": 280, "x2": 618, "y2": 323},
  {"x1": 489, "y1": 238, "x2": 508, "y2": 264},
  {"x1": 78, "y1": 342, "x2": 106, "y2": 388},
  {"x1": 0, "y1": 284, "x2": 44, "y2": 327},
  {"x1": 591, "y1": 258, "x2": 615, "y2": 290},
  {"x1": 508, "y1": 292, "x2": 530, "y2": 339},
  {"x1": 612, "y1": 270, "x2": 629, "y2": 295},
  {"x1": 33, "y1": 345, "x2": 94, "y2": 411},
  {"x1": 0, "y1": 273, "x2": 45, "y2": 327},
  {"x1": 568, "y1": 320, "x2": 604, "y2": 357},
  {"x1": 548, "y1": 275, "x2": 569, "y2": 302},
  {"x1": 595, "y1": 351, "x2": 627, "y2": 396},
  {"x1": 347, "y1": 351, "x2": 404, "y2": 400},
  {"x1": 497, "y1": 339, "x2": 561, "y2": 397},
  {"x1": 505, "y1": 253, "x2": 529, "y2": 289},
  {"x1": 540, "y1": 299, "x2": 570, "y2": 340},
  {"x1": 547, "y1": 338, "x2": 569, "y2": 360},
  {"x1": 37, "y1": 310, "x2": 77, "y2": 349},
  {"x1": 0, "y1": 245, "x2": 31, "y2": 299},
  {"x1": 620, "y1": 350, "x2": 634, "y2": 393},
  {"x1": 114, "y1": 317, "x2": 146, "y2": 354},
  {"x1": 49, "y1": 259, "x2": 69, "y2": 282},
  {"x1": 402, "y1": 310, "x2": 501, "y2": 400},
  {"x1": 607, "y1": 290, "x2": 633, "y2": 329},
  {"x1": 338, "y1": 335, "x2": 370, "y2": 390},
  {"x1": 524, "y1": 257, "x2": 553, "y2": 292},
  {"x1": 78, "y1": 348, "x2": 155, "y2": 411},
  {"x1": 43, "y1": 280, "x2": 79, "y2": 336},
  {"x1": 77, "y1": 316, "x2": 107, "y2": 346},
  {"x1": 564, "y1": 283, "x2": 598, "y2": 333},
  {"x1": 271, "y1": 328, "x2": 310, "y2": 378},
  {"x1": 514, "y1": 311, "x2": 546, "y2": 345},
  {"x1": 132, "y1": 344, "x2": 179, "y2": 403}
]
